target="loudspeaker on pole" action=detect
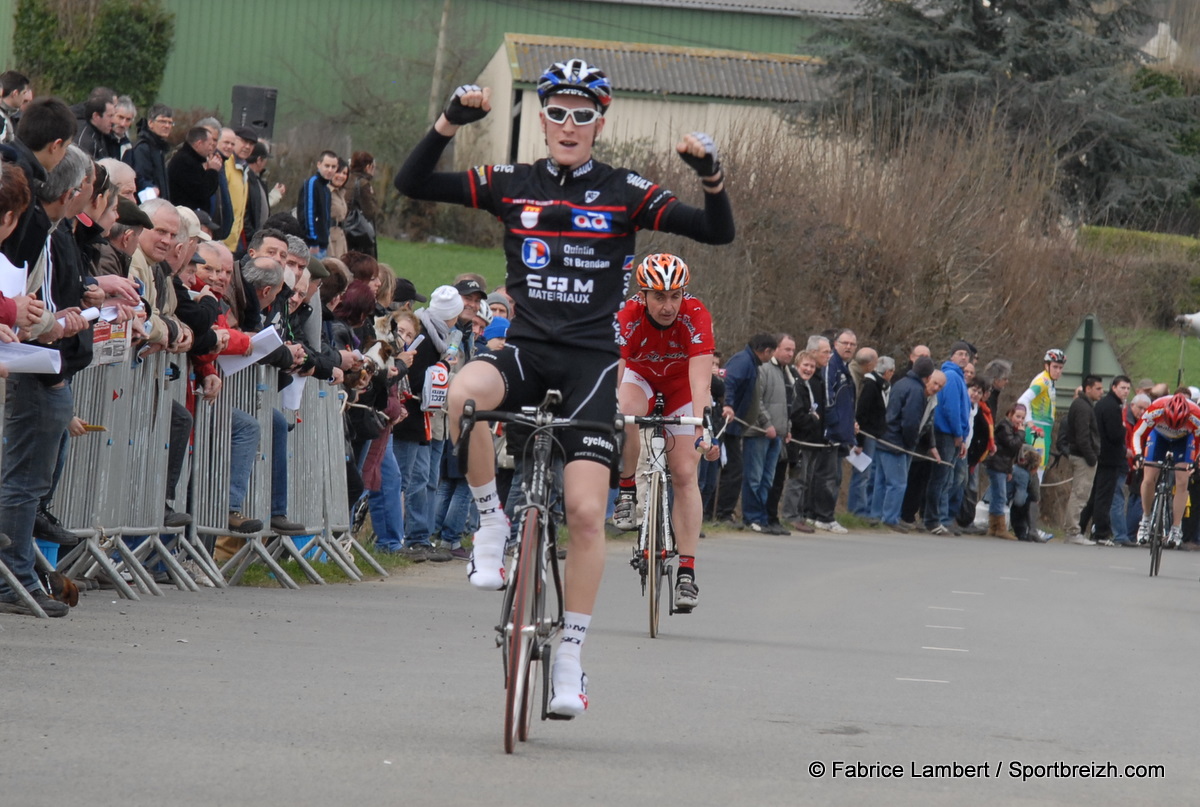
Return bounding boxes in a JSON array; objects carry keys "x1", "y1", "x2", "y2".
[{"x1": 231, "y1": 85, "x2": 277, "y2": 141}]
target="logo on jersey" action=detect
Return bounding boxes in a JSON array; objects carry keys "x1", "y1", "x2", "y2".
[
  {"x1": 622, "y1": 255, "x2": 635, "y2": 272},
  {"x1": 521, "y1": 238, "x2": 551, "y2": 269},
  {"x1": 520, "y1": 205, "x2": 541, "y2": 229},
  {"x1": 585, "y1": 190, "x2": 601, "y2": 203},
  {"x1": 571, "y1": 209, "x2": 612, "y2": 232},
  {"x1": 473, "y1": 166, "x2": 488, "y2": 186}
]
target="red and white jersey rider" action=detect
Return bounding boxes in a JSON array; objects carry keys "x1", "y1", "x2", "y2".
[
  {"x1": 617, "y1": 289, "x2": 714, "y2": 433},
  {"x1": 1132, "y1": 392, "x2": 1200, "y2": 463}
]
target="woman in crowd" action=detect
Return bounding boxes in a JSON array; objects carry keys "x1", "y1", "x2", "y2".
[
  {"x1": 984, "y1": 402, "x2": 1026, "y2": 540},
  {"x1": 328, "y1": 158, "x2": 350, "y2": 259},
  {"x1": 346, "y1": 151, "x2": 379, "y2": 257}
]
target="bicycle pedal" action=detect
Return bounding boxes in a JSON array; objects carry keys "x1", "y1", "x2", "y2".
[{"x1": 546, "y1": 712, "x2": 575, "y2": 721}]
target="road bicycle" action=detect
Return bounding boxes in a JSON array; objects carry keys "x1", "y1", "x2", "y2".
[
  {"x1": 1142, "y1": 452, "x2": 1191, "y2": 577},
  {"x1": 458, "y1": 390, "x2": 619, "y2": 753},
  {"x1": 623, "y1": 393, "x2": 706, "y2": 638}
]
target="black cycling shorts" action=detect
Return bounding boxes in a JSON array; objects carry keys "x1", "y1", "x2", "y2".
[{"x1": 471, "y1": 340, "x2": 620, "y2": 467}]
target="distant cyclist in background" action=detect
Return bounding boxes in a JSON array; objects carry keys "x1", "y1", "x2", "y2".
[
  {"x1": 613, "y1": 253, "x2": 720, "y2": 612},
  {"x1": 395, "y1": 59, "x2": 734, "y2": 718},
  {"x1": 1016, "y1": 348, "x2": 1065, "y2": 478},
  {"x1": 1131, "y1": 390, "x2": 1200, "y2": 548}
]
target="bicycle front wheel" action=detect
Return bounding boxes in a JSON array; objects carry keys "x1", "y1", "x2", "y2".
[
  {"x1": 504, "y1": 512, "x2": 539, "y2": 752},
  {"x1": 1150, "y1": 492, "x2": 1168, "y2": 577},
  {"x1": 646, "y1": 473, "x2": 662, "y2": 638}
]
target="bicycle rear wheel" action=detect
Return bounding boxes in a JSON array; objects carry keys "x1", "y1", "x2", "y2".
[
  {"x1": 646, "y1": 473, "x2": 662, "y2": 638},
  {"x1": 504, "y1": 512, "x2": 539, "y2": 752}
]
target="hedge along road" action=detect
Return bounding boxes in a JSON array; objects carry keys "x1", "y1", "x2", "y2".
[{"x1": 2, "y1": 528, "x2": 1197, "y2": 806}]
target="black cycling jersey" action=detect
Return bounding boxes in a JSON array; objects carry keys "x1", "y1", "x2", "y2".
[{"x1": 396, "y1": 129, "x2": 734, "y2": 355}]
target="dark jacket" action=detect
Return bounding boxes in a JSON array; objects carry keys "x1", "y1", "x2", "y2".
[
  {"x1": 171, "y1": 275, "x2": 219, "y2": 356},
  {"x1": 43, "y1": 219, "x2": 94, "y2": 384},
  {"x1": 1066, "y1": 394, "x2": 1100, "y2": 466},
  {"x1": 245, "y1": 168, "x2": 271, "y2": 243},
  {"x1": 722, "y1": 344, "x2": 763, "y2": 438},
  {"x1": 986, "y1": 417, "x2": 1024, "y2": 474},
  {"x1": 789, "y1": 373, "x2": 823, "y2": 444},
  {"x1": 393, "y1": 335, "x2": 441, "y2": 444},
  {"x1": 1095, "y1": 390, "x2": 1128, "y2": 468},
  {"x1": 125, "y1": 120, "x2": 171, "y2": 200},
  {"x1": 880, "y1": 369, "x2": 927, "y2": 452},
  {"x1": 75, "y1": 120, "x2": 119, "y2": 161},
  {"x1": 297, "y1": 173, "x2": 332, "y2": 249},
  {"x1": 856, "y1": 371, "x2": 889, "y2": 445},
  {"x1": 0, "y1": 138, "x2": 52, "y2": 273},
  {"x1": 167, "y1": 144, "x2": 220, "y2": 214},
  {"x1": 824, "y1": 352, "x2": 856, "y2": 446},
  {"x1": 966, "y1": 403, "x2": 993, "y2": 467}
]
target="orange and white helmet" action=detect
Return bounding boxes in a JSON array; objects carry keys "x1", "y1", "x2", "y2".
[{"x1": 635, "y1": 253, "x2": 690, "y2": 292}]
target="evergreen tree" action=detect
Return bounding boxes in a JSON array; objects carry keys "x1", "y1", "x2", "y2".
[{"x1": 814, "y1": 0, "x2": 1200, "y2": 227}]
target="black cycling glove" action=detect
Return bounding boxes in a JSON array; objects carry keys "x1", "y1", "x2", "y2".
[
  {"x1": 444, "y1": 84, "x2": 489, "y2": 126},
  {"x1": 677, "y1": 132, "x2": 722, "y2": 179}
]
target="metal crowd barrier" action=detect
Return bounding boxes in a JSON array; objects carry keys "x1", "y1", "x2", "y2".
[{"x1": 4, "y1": 346, "x2": 380, "y2": 606}]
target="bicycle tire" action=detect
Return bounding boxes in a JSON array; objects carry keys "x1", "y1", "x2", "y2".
[
  {"x1": 519, "y1": 521, "x2": 549, "y2": 741},
  {"x1": 1149, "y1": 482, "x2": 1169, "y2": 577},
  {"x1": 504, "y1": 512, "x2": 539, "y2": 753},
  {"x1": 647, "y1": 472, "x2": 662, "y2": 638}
]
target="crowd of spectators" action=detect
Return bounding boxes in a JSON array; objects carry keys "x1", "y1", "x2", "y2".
[{"x1": 0, "y1": 73, "x2": 1191, "y2": 618}]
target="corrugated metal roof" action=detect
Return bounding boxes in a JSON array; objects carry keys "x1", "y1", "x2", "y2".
[
  {"x1": 583, "y1": 0, "x2": 867, "y2": 17},
  {"x1": 506, "y1": 34, "x2": 822, "y2": 103}
]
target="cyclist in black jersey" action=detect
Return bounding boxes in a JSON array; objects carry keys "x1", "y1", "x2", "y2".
[{"x1": 395, "y1": 58, "x2": 734, "y2": 719}]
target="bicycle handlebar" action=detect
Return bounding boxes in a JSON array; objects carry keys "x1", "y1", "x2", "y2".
[
  {"x1": 1141, "y1": 459, "x2": 1195, "y2": 471},
  {"x1": 470, "y1": 409, "x2": 620, "y2": 435},
  {"x1": 618, "y1": 414, "x2": 705, "y2": 428}
]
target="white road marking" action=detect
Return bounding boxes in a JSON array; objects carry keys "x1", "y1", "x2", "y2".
[
  {"x1": 922, "y1": 646, "x2": 969, "y2": 652},
  {"x1": 896, "y1": 678, "x2": 949, "y2": 683}
]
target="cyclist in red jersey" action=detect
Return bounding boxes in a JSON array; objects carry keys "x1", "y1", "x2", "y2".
[
  {"x1": 1131, "y1": 390, "x2": 1200, "y2": 547},
  {"x1": 395, "y1": 59, "x2": 734, "y2": 718},
  {"x1": 613, "y1": 254, "x2": 719, "y2": 611}
]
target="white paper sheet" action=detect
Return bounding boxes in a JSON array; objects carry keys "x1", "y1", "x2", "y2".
[
  {"x1": 0, "y1": 258, "x2": 26, "y2": 299},
  {"x1": 279, "y1": 377, "x2": 306, "y2": 410},
  {"x1": 0, "y1": 342, "x2": 62, "y2": 374},
  {"x1": 216, "y1": 328, "x2": 284, "y2": 376},
  {"x1": 847, "y1": 449, "x2": 872, "y2": 473}
]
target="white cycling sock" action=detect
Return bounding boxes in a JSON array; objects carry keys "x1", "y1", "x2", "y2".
[
  {"x1": 470, "y1": 481, "x2": 506, "y2": 556},
  {"x1": 555, "y1": 611, "x2": 590, "y2": 674}
]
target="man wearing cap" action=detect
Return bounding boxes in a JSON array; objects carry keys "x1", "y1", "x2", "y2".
[
  {"x1": 222, "y1": 127, "x2": 258, "y2": 254},
  {"x1": 453, "y1": 276, "x2": 487, "y2": 359},
  {"x1": 925, "y1": 341, "x2": 973, "y2": 535},
  {"x1": 94, "y1": 197, "x2": 152, "y2": 277},
  {"x1": 126, "y1": 103, "x2": 173, "y2": 202},
  {"x1": 395, "y1": 277, "x2": 428, "y2": 308}
]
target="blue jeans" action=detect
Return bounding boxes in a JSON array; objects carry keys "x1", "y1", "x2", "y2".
[
  {"x1": 230, "y1": 408, "x2": 260, "y2": 512},
  {"x1": 847, "y1": 437, "x2": 876, "y2": 517},
  {"x1": 435, "y1": 475, "x2": 476, "y2": 546},
  {"x1": 0, "y1": 377, "x2": 74, "y2": 598},
  {"x1": 1010, "y1": 465, "x2": 1031, "y2": 508},
  {"x1": 362, "y1": 434, "x2": 404, "y2": 551},
  {"x1": 925, "y1": 431, "x2": 959, "y2": 528},
  {"x1": 271, "y1": 408, "x2": 288, "y2": 517},
  {"x1": 1111, "y1": 476, "x2": 1129, "y2": 542},
  {"x1": 873, "y1": 448, "x2": 911, "y2": 526},
  {"x1": 741, "y1": 435, "x2": 781, "y2": 526},
  {"x1": 393, "y1": 439, "x2": 433, "y2": 546},
  {"x1": 986, "y1": 468, "x2": 1010, "y2": 516}
]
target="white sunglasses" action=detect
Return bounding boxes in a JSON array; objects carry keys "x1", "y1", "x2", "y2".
[{"x1": 542, "y1": 104, "x2": 602, "y2": 126}]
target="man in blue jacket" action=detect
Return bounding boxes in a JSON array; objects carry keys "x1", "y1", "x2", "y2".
[
  {"x1": 874, "y1": 358, "x2": 942, "y2": 531},
  {"x1": 925, "y1": 341, "x2": 973, "y2": 534},
  {"x1": 297, "y1": 150, "x2": 338, "y2": 257},
  {"x1": 715, "y1": 333, "x2": 777, "y2": 527}
]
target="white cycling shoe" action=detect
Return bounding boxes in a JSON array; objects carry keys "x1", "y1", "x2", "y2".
[
  {"x1": 548, "y1": 661, "x2": 589, "y2": 719},
  {"x1": 467, "y1": 520, "x2": 509, "y2": 591}
]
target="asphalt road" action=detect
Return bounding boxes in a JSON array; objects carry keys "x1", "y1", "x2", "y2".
[{"x1": 3, "y1": 527, "x2": 1198, "y2": 806}]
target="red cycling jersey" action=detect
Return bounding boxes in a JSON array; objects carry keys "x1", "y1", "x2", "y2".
[
  {"x1": 1132, "y1": 395, "x2": 1200, "y2": 457},
  {"x1": 617, "y1": 294, "x2": 714, "y2": 380}
]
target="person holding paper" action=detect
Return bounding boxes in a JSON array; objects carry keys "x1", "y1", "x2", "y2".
[{"x1": 0, "y1": 145, "x2": 96, "y2": 618}]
